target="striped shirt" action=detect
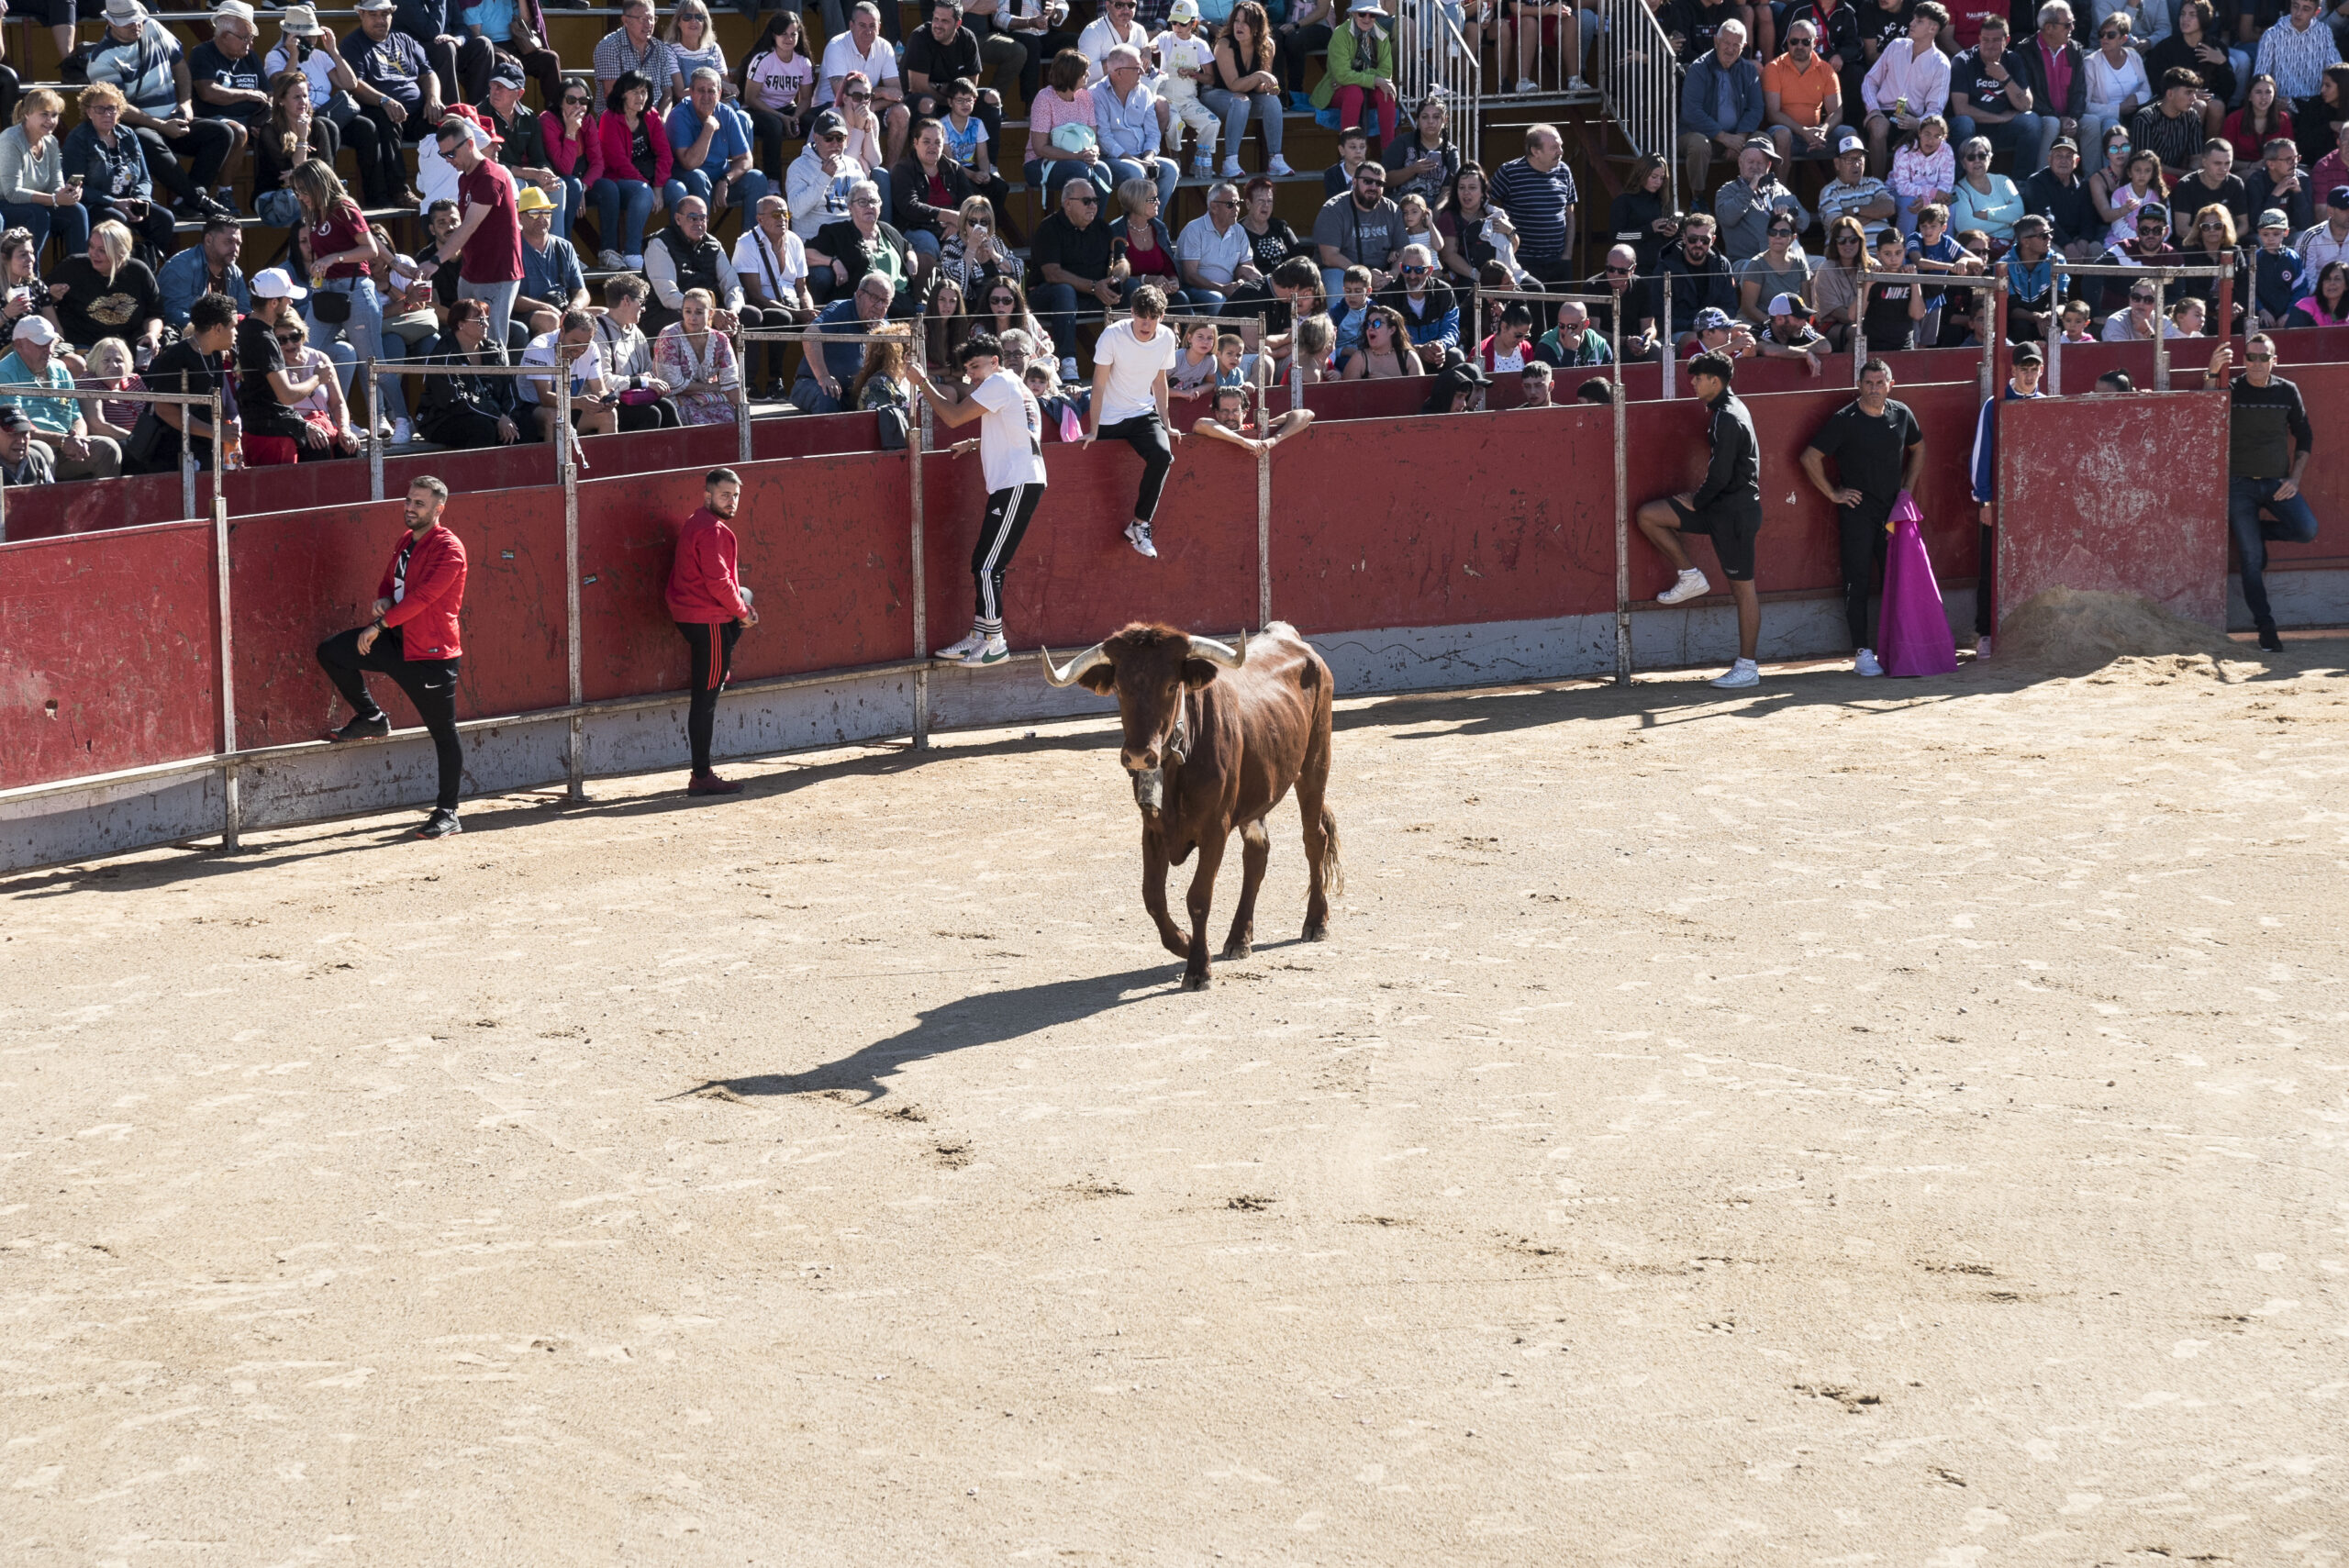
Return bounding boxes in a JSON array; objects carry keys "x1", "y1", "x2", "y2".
[{"x1": 1487, "y1": 155, "x2": 1580, "y2": 265}]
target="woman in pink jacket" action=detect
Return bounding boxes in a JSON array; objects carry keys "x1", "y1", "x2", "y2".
[
  {"x1": 541, "y1": 77, "x2": 604, "y2": 254},
  {"x1": 590, "y1": 69, "x2": 673, "y2": 269}
]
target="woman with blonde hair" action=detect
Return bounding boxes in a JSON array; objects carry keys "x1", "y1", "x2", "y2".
[
  {"x1": 273, "y1": 313, "x2": 362, "y2": 458},
  {"x1": 665, "y1": 0, "x2": 731, "y2": 106},
  {"x1": 47, "y1": 217, "x2": 161, "y2": 358},
  {"x1": 1, "y1": 89, "x2": 88, "y2": 261},
  {"x1": 654, "y1": 287, "x2": 742, "y2": 425},
  {"x1": 77, "y1": 336, "x2": 141, "y2": 440},
  {"x1": 290, "y1": 157, "x2": 399, "y2": 439},
  {"x1": 938, "y1": 194, "x2": 1012, "y2": 292}
]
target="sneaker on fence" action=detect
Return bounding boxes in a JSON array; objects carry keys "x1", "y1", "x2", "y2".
[
  {"x1": 1125, "y1": 518, "x2": 1158, "y2": 559},
  {"x1": 1709, "y1": 658, "x2": 1761, "y2": 689},
  {"x1": 599, "y1": 248, "x2": 627, "y2": 270},
  {"x1": 963, "y1": 634, "x2": 1010, "y2": 666},
  {"x1": 1854, "y1": 647, "x2": 1884, "y2": 677},
  {"x1": 934, "y1": 630, "x2": 986, "y2": 662},
  {"x1": 1267, "y1": 155, "x2": 1296, "y2": 177},
  {"x1": 624, "y1": 253, "x2": 644, "y2": 269},
  {"x1": 324, "y1": 713, "x2": 390, "y2": 743},
  {"x1": 1060, "y1": 356, "x2": 1081, "y2": 383},
  {"x1": 1567, "y1": 73, "x2": 1590, "y2": 91},
  {"x1": 1515, "y1": 77, "x2": 1542, "y2": 94},
  {"x1": 414, "y1": 806, "x2": 462, "y2": 838},
  {"x1": 1655, "y1": 567, "x2": 1710, "y2": 605}
]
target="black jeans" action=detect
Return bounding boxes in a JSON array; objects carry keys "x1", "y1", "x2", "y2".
[
  {"x1": 133, "y1": 120, "x2": 237, "y2": 203},
  {"x1": 1838, "y1": 506, "x2": 1890, "y2": 650},
  {"x1": 316, "y1": 625, "x2": 464, "y2": 811},
  {"x1": 616, "y1": 395, "x2": 681, "y2": 430},
  {"x1": 339, "y1": 104, "x2": 402, "y2": 206},
  {"x1": 1976, "y1": 518, "x2": 1997, "y2": 636},
  {"x1": 677, "y1": 618, "x2": 743, "y2": 773},
  {"x1": 1099, "y1": 411, "x2": 1173, "y2": 524},
  {"x1": 83, "y1": 195, "x2": 175, "y2": 259}
]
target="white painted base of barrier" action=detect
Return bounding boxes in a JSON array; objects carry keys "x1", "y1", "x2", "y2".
[
  {"x1": 0, "y1": 584, "x2": 2024, "y2": 878},
  {"x1": 2229, "y1": 568, "x2": 2348, "y2": 632}
]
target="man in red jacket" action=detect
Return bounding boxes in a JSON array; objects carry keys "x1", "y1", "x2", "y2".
[
  {"x1": 667, "y1": 467, "x2": 760, "y2": 796},
  {"x1": 316, "y1": 477, "x2": 472, "y2": 840}
]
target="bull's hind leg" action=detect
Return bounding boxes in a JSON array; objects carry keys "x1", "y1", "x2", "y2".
[
  {"x1": 1141, "y1": 827, "x2": 1189, "y2": 959},
  {"x1": 1297, "y1": 729, "x2": 1341, "y2": 942},
  {"x1": 1221, "y1": 818, "x2": 1270, "y2": 961},
  {"x1": 1182, "y1": 831, "x2": 1229, "y2": 991}
]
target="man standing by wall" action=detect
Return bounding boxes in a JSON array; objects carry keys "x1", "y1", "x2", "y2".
[
  {"x1": 1634, "y1": 350, "x2": 1766, "y2": 690},
  {"x1": 2205, "y1": 335, "x2": 2320, "y2": 652},
  {"x1": 908, "y1": 331, "x2": 1051, "y2": 666},
  {"x1": 433, "y1": 113, "x2": 524, "y2": 353},
  {"x1": 667, "y1": 468, "x2": 760, "y2": 795},
  {"x1": 316, "y1": 476, "x2": 469, "y2": 840},
  {"x1": 1801, "y1": 358, "x2": 1926, "y2": 678},
  {"x1": 1967, "y1": 340, "x2": 2045, "y2": 658}
]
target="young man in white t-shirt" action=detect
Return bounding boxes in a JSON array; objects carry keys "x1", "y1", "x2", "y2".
[
  {"x1": 1086, "y1": 284, "x2": 1181, "y2": 559},
  {"x1": 909, "y1": 331, "x2": 1051, "y2": 667}
]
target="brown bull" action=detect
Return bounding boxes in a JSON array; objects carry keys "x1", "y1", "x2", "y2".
[{"x1": 1043, "y1": 621, "x2": 1342, "y2": 991}]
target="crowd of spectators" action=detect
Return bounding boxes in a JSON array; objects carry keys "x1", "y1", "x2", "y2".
[{"x1": 1642, "y1": 0, "x2": 2349, "y2": 361}]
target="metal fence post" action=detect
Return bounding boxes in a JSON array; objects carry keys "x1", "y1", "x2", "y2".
[
  {"x1": 558, "y1": 373, "x2": 584, "y2": 801},
  {"x1": 1852, "y1": 276, "x2": 1869, "y2": 385},
  {"x1": 2048, "y1": 262, "x2": 2065, "y2": 396},
  {"x1": 210, "y1": 385, "x2": 238, "y2": 851},
  {"x1": 1610, "y1": 308, "x2": 1630, "y2": 686},
  {"x1": 1257, "y1": 350, "x2": 1272, "y2": 629},
  {"x1": 734, "y1": 340, "x2": 753, "y2": 464},
  {"x1": 365, "y1": 357, "x2": 384, "y2": 501},
  {"x1": 909, "y1": 337, "x2": 929, "y2": 751},
  {"x1": 2154, "y1": 275, "x2": 2169, "y2": 390},
  {"x1": 181, "y1": 444, "x2": 197, "y2": 522}
]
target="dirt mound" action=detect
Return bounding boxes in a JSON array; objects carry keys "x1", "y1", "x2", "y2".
[{"x1": 1995, "y1": 588, "x2": 2240, "y2": 673}]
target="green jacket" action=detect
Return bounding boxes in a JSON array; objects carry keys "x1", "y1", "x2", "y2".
[{"x1": 1311, "y1": 20, "x2": 1395, "y2": 109}]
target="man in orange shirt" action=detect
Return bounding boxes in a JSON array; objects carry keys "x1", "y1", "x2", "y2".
[{"x1": 1764, "y1": 17, "x2": 1845, "y2": 165}]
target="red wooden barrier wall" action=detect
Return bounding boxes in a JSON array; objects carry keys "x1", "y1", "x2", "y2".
[
  {"x1": 2266, "y1": 361, "x2": 2349, "y2": 572},
  {"x1": 0, "y1": 521, "x2": 221, "y2": 789}
]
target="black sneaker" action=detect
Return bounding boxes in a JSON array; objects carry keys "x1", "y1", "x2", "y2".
[
  {"x1": 414, "y1": 808, "x2": 462, "y2": 839},
  {"x1": 325, "y1": 714, "x2": 390, "y2": 742},
  {"x1": 2256, "y1": 619, "x2": 2284, "y2": 652}
]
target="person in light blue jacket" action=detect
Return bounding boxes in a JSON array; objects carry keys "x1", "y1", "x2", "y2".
[
  {"x1": 1678, "y1": 19, "x2": 1765, "y2": 211},
  {"x1": 155, "y1": 216, "x2": 250, "y2": 328}
]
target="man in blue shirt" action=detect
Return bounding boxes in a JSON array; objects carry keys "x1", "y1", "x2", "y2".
[
  {"x1": 1967, "y1": 339, "x2": 2043, "y2": 656},
  {"x1": 156, "y1": 216, "x2": 250, "y2": 328},
  {"x1": 666, "y1": 68, "x2": 770, "y2": 218},
  {"x1": 514, "y1": 186, "x2": 586, "y2": 340},
  {"x1": 346, "y1": 0, "x2": 442, "y2": 203},
  {"x1": 788, "y1": 273, "x2": 895, "y2": 413}
]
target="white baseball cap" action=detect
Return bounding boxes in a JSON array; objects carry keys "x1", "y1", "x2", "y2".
[
  {"x1": 12, "y1": 315, "x2": 59, "y2": 345},
  {"x1": 250, "y1": 266, "x2": 308, "y2": 300},
  {"x1": 1168, "y1": 0, "x2": 1200, "y2": 17}
]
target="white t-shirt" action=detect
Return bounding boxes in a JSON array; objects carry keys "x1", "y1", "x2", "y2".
[
  {"x1": 265, "y1": 41, "x2": 341, "y2": 108},
  {"x1": 1092, "y1": 317, "x2": 1178, "y2": 425},
  {"x1": 732, "y1": 226, "x2": 808, "y2": 302},
  {"x1": 818, "y1": 33, "x2": 897, "y2": 106},
  {"x1": 971, "y1": 368, "x2": 1048, "y2": 494},
  {"x1": 518, "y1": 331, "x2": 601, "y2": 405},
  {"x1": 743, "y1": 49, "x2": 814, "y2": 112}
]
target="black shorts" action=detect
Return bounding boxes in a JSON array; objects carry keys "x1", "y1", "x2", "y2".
[{"x1": 1668, "y1": 496, "x2": 1763, "y2": 582}]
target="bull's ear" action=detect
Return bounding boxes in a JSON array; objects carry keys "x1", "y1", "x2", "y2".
[
  {"x1": 1078, "y1": 664, "x2": 1119, "y2": 695},
  {"x1": 1181, "y1": 659, "x2": 1220, "y2": 690}
]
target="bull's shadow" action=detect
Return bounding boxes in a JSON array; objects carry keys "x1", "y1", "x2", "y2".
[{"x1": 683, "y1": 963, "x2": 1171, "y2": 1106}]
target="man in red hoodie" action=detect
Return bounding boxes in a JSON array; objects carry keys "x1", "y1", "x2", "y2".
[
  {"x1": 316, "y1": 476, "x2": 472, "y2": 840},
  {"x1": 667, "y1": 467, "x2": 760, "y2": 795}
]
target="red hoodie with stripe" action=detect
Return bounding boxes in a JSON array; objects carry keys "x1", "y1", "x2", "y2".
[{"x1": 666, "y1": 506, "x2": 745, "y2": 624}]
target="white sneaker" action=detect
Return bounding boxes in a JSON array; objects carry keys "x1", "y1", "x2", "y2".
[
  {"x1": 934, "y1": 631, "x2": 986, "y2": 662},
  {"x1": 1854, "y1": 648, "x2": 1884, "y2": 677},
  {"x1": 1267, "y1": 155, "x2": 1296, "y2": 177},
  {"x1": 624, "y1": 253, "x2": 644, "y2": 270},
  {"x1": 1567, "y1": 74, "x2": 1590, "y2": 91},
  {"x1": 1219, "y1": 157, "x2": 1242, "y2": 178},
  {"x1": 1125, "y1": 518, "x2": 1158, "y2": 559},
  {"x1": 391, "y1": 417, "x2": 413, "y2": 444},
  {"x1": 1060, "y1": 356, "x2": 1081, "y2": 383},
  {"x1": 1974, "y1": 634, "x2": 1993, "y2": 659},
  {"x1": 962, "y1": 634, "x2": 1009, "y2": 667},
  {"x1": 1656, "y1": 568, "x2": 1711, "y2": 606},
  {"x1": 1710, "y1": 658, "x2": 1760, "y2": 689},
  {"x1": 1515, "y1": 77, "x2": 1542, "y2": 94},
  {"x1": 598, "y1": 248, "x2": 626, "y2": 270}
]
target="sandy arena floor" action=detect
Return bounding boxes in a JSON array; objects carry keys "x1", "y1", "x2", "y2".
[{"x1": 4, "y1": 640, "x2": 2346, "y2": 1566}]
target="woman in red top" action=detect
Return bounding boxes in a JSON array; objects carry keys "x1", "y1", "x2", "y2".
[
  {"x1": 591, "y1": 70, "x2": 673, "y2": 268},
  {"x1": 540, "y1": 78, "x2": 604, "y2": 257},
  {"x1": 1110, "y1": 177, "x2": 1198, "y2": 307},
  {"x1": 2222, "y1": 74, "x2": 2293, "y2": 168},
  {"x1": 665, "y1": 466, "x2": 760, "y2": 795},
  {"x1": 290, "y1": 159, "x2": 400, "y2": 441}
]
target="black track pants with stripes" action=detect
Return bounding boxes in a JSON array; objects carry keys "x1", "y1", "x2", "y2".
[
  {"x1": 677, "y1": 619, "x2": 743, "y2": 774},
  {"x1": 973, "y1": 483, "x2": 1047, "y2": 624}
]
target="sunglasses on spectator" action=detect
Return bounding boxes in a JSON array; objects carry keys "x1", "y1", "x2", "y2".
[
  {"x1": 1767, "y1": 224, "x2": 1795, "y2": 235},
  {"x1": 2199, "y1": 220, "x2": 2225, "y2": 230},
  {"x1": 1066, "y1": 190, "x2": 1097, "y2": 202},
  {"x1": 2131, "y1": 289, "x2": 2157, "y2": 302},
  {"x1": 2246, "y1": 350, "x2": 2275, "y2": 361},
  {"x1": 563, "y1": 93, "x2": 588, "y2": 105},
  {"x1": 847, "y1": 90, "x2": 872, "y2": 101},
  {"x1": 1209, "y1": 196, "x2": 1238, "y2": 208},
  {"x1": 1605, "y1": 262, "x2": 1632, "y2": 272},
  {"x1": 1964, "y1": 152, "x2": 1988, "y2": 161}
]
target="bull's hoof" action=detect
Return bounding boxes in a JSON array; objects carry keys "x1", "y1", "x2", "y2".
[
  {"x1": 1181, "y1": 970, "x2": 1212, "y2": 992},
  {"x1": 1220, "y1": 938, "x2": 1252, "y2": 961},
  {"x1": 1303, "y1": 921, "x2": 1330, "y2": 942}
]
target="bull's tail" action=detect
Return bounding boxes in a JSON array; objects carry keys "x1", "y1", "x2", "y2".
[{"x1": 1316, "y1": 807, "x2": 1345, "y2": 901}]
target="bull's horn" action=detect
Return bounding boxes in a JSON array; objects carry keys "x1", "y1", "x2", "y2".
[
  {"x1": 1188, "y1": 631, "x2": 1249, "y2": 669},
  {"x1": 1041, "y1": 640, "x2": 1112, "y2": 688}
]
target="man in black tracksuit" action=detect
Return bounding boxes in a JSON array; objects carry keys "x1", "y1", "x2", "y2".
[
  {"x1": 1635, "y1": 349, "x2": 1766, "y2": 688},
  {"x1": 1802, "y1": 357, "x2": 1925, "y2": 677}
]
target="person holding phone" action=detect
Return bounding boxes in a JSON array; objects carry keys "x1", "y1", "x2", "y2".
[{"x1": 0, "y1": 91, "x2": 91, "y2": 263}]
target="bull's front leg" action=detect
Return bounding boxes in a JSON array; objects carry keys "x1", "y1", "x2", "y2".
[
  {"x1": 1182, "y1": 829, "x2": 1229, "y2": 991},
  {"x1": 1141, "y1": 821, "x2": 1189, "y2": 959}
]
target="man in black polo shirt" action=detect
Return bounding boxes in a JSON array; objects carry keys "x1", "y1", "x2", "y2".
[
  {"x1": 237, "y1": 268, "x2": 328, "y2": 456},
  {"x1": 126, "y1": 290, "x2": 236, "y2": 473},
  {"x1": 1801, "y1": 357, "x2": 1925, "y2": 677},
  {"x1": 1636, "y1": 349, "x2": 1766, "y2": 690},
  {"x1": 904, "y1": 0, "x2": 1018, "y2": 148},
  {"x1": 2022, "y1": 138, "x2": 2102, "y2": 261},
  {"x1": 1028, "y1": 179, "x2": 1125, "y2": 383},
  {"x1": 2204, "y1": 334, "x2": 2318, "y2": 652}
]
